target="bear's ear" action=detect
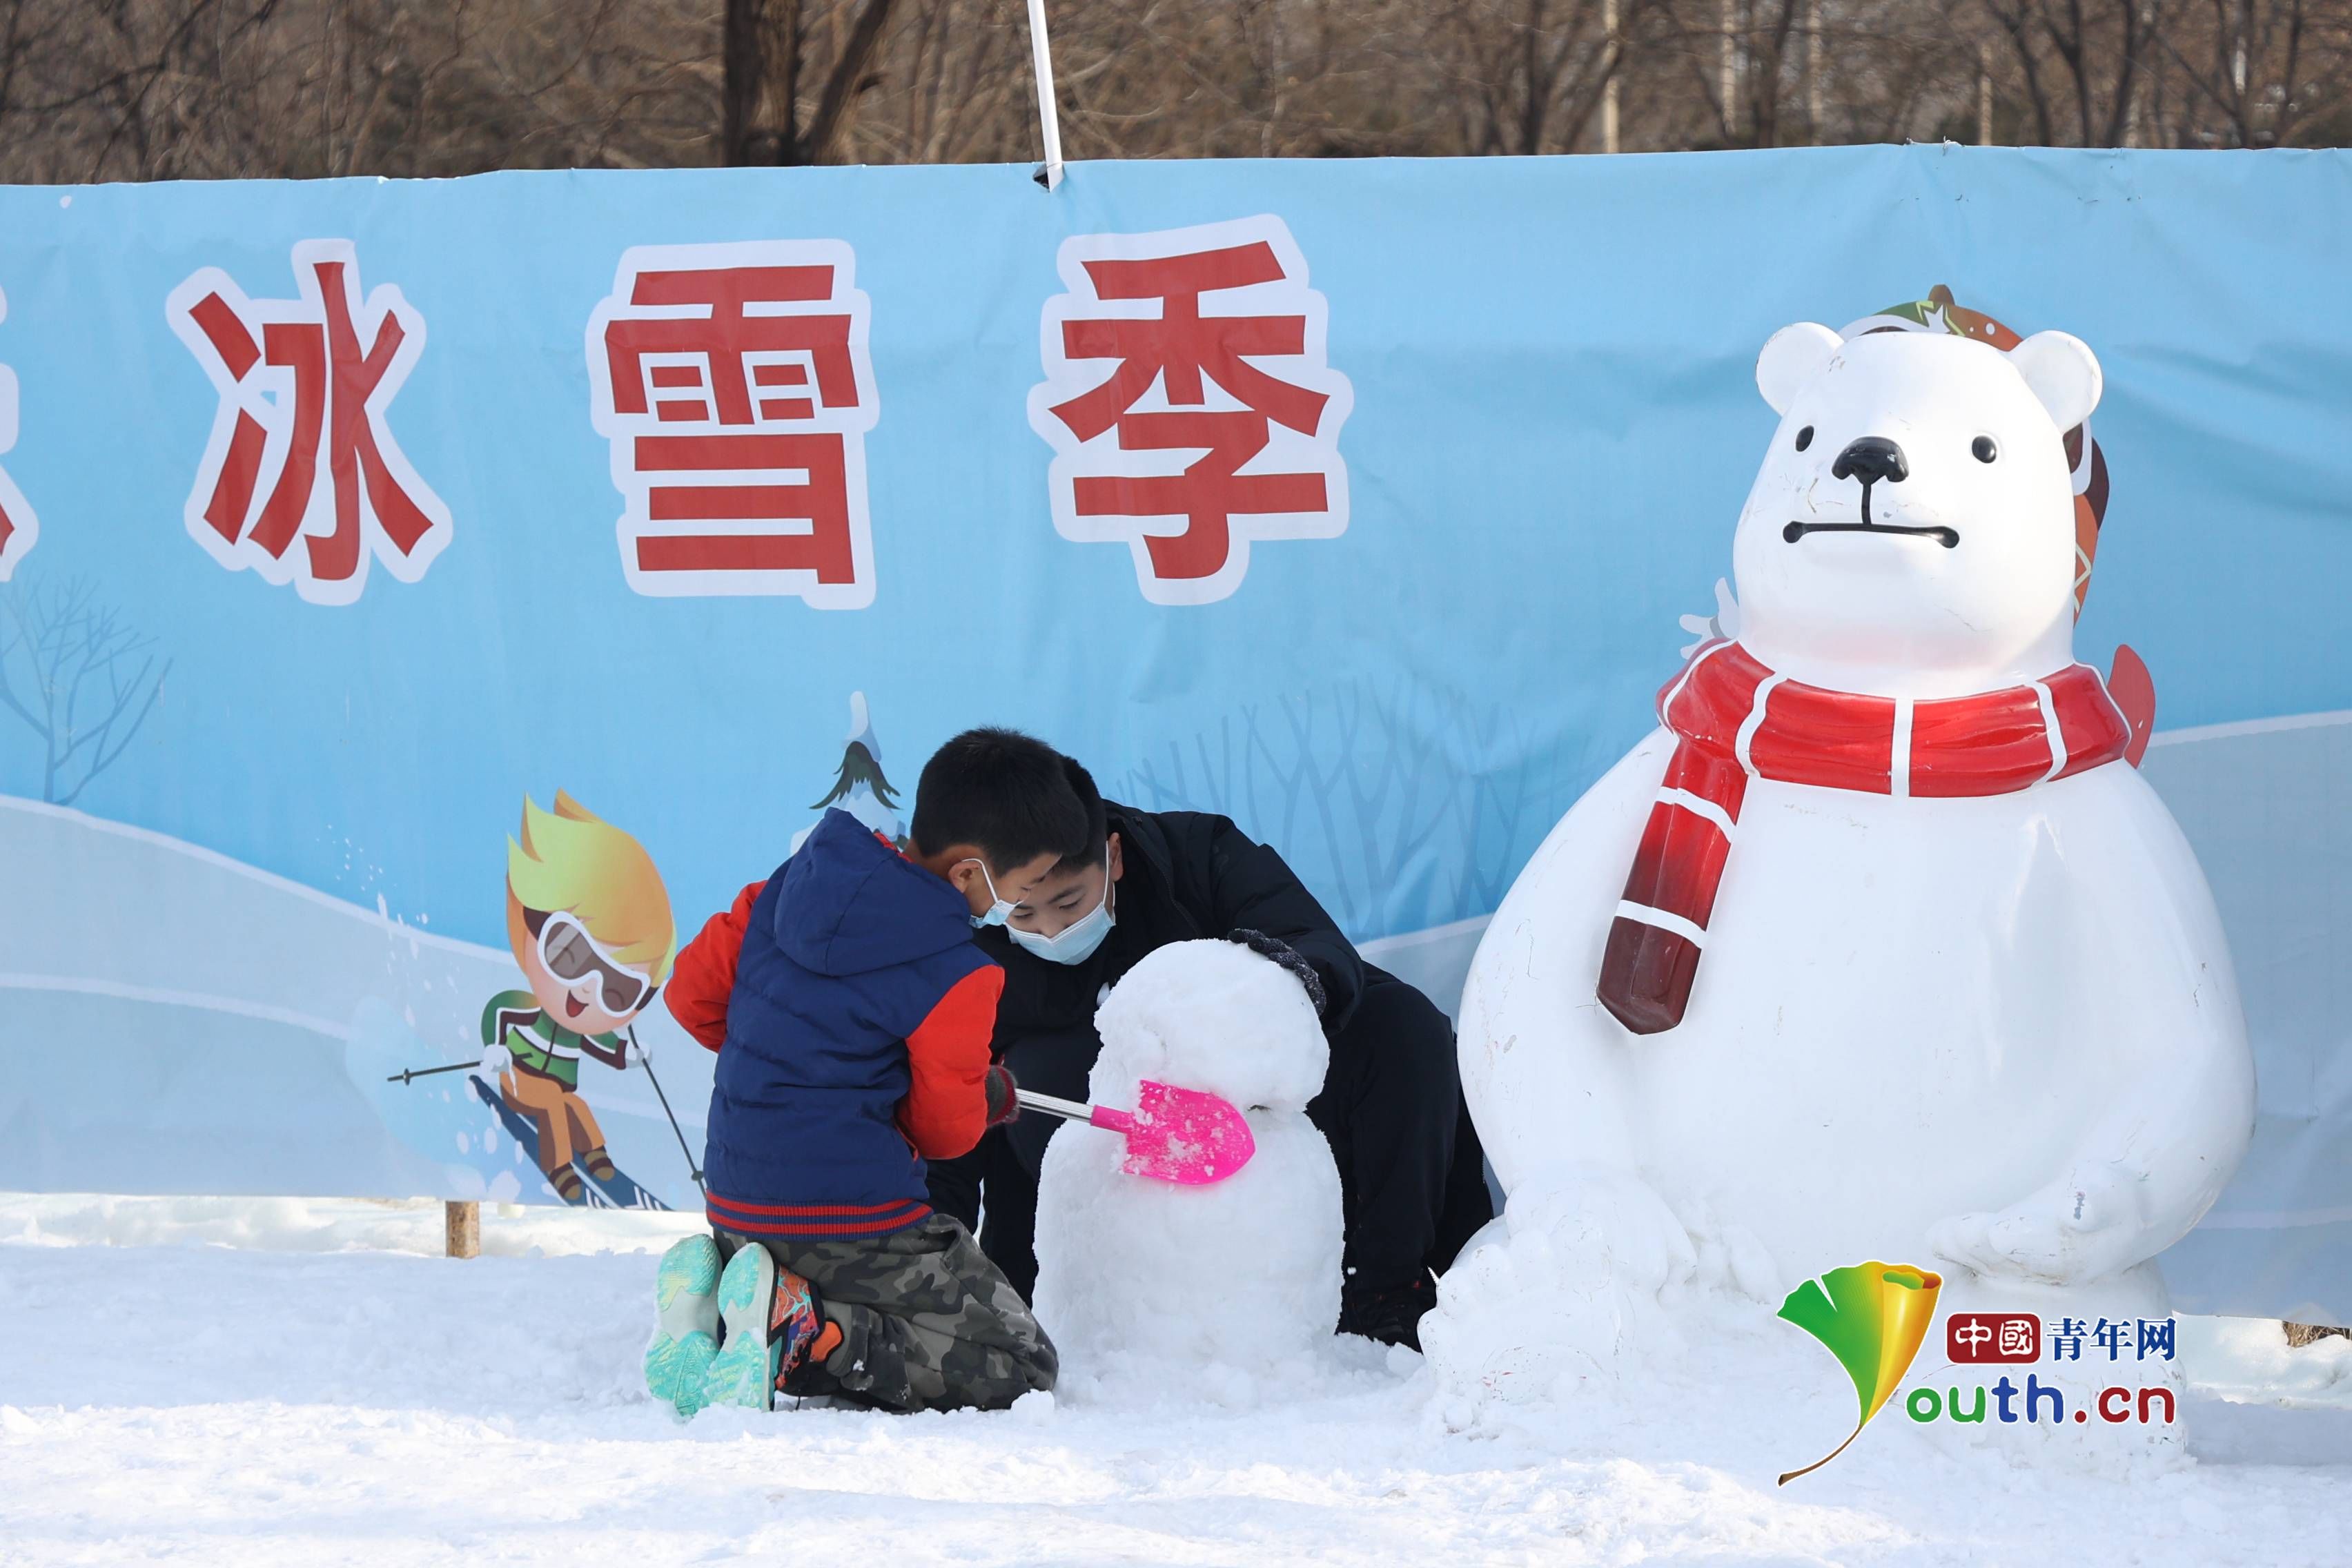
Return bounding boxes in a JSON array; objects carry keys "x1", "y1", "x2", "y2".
[
  {"x1": 2010, "y1": 331, "x2": 2103, "y2": 431},
  {"x1": 1756, "y1": 322, "x2": 1841, "y2": 414}
]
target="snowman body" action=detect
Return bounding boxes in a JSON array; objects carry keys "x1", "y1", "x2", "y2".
[
  {"x1": 1424, "y1": 325, "x2": 2254, "y2": 1425},
  {"x1": 1032, "y1": 939, "x2": 1343, "y2": 1400}
]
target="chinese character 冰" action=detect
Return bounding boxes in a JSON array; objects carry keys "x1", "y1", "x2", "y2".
[
  {"x1": 1029, "y1": 216, "x2": 1355, "y2": 606},
  {"x1": 2052, "y1": 1317, "x2": 2088, "y2": 1360},
  {"x1": 586, "y1": 241, "x2": 879, "y2": 607},
  {"x1": 2137, "y1": 1317, "x2": 2177, "y2": 1361},
  {"x1": 165, "y1": 240, "x2": 451, "y2": 605},
  {"x1": 0, "y1": 282, "x2": 33, "y2": 581}
]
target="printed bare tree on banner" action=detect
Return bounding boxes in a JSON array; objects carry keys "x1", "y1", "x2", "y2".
[
  {"x1": 0, "y1": 285, "x2": 35, "y2": 582},
  {"x1": 1030, "y1": 217, "x2": 1354, "y2": 606},
  {"x1": 586, "y1": 242, "x2": 879, "y2": 608},
  {"x1": 166, "y1": 241, "x2": 452, "y2": 606},
  {"x1": 1119, "y1": 678, "x2": 1531, "y2": 938},
  {"x1": 0, "y1": 575, "x2": 170, "y2": 806}
]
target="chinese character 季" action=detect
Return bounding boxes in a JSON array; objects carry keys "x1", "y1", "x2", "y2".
[
  {"x1": 586, "y1": 242, "x2": 878, "y2": 607},
  {"x1": 2052, "y1": 1317, "x2": 2089, "y2": 1360},
  {"x1": 166, "y1": 241, "x2": 451, "y2": 605},
  {"x1": 2136, "y1": 1317, "x2": 2177, "y2": 1361},
  {"x1": 0, "y1": 284, "x2": 33, "y2": 581},
  {"x1": 1028, "y1": 216, "x2": 1355, "y2": 606},
  {"x1": 1947, "y1": 1311, "x2": 2039, "y2": 1364}
]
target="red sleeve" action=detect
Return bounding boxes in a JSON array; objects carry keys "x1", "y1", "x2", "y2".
[
  {"x1": 897, "y1": 964, "x2": 1006, "y2": 1160},
  {"x1": 665, "y1": 881, "x2": 763, "y2": 1052}
]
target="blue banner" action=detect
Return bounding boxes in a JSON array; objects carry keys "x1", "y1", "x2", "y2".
[{"x1": 0, "y1": 146, "x2": 2344, "y2": 1320}]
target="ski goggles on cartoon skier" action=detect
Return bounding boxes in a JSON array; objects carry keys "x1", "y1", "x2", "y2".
[{"x1": 536, "y1": 912, "x2": 656, "y2": 1017}]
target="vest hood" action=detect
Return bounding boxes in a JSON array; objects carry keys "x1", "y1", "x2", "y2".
[{"x1": 775, "y1": 809, "x2": 975, "y2": 977}]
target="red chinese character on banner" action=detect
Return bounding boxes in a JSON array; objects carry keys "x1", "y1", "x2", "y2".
[
  {"x1": 586, "y1": 242, "x2": 878, "y2": 607},
  {"x1": 1029, "y1": 216, "x2": 1353, "y2": 605},
  {"x1": 165, "y1": 241, "x2": 451, "y2": 605},
  {"x1": 0, "y1": 284, "x2": 33, "y2": 582}
]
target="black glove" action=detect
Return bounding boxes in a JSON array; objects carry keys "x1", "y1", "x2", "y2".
[
  {"x1": 983, "y1": 1063, "x2": 1020, "y2": 1127},
  {"x1": 1227, "y1": 928, "x2": 1327, "y2": 1019}
]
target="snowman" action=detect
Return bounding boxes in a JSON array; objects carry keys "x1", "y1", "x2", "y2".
[
  {"x1": 1032, "y1": 938, "x2": 1344, "y2": 1402},
  {"x1": 1421, "y1": 317, "x2": 2255, "y2": 1436}
]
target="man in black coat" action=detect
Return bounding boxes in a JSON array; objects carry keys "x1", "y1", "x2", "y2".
[{"x1": 925, "y1": 756, "x2": 1494, "y2": 1349}]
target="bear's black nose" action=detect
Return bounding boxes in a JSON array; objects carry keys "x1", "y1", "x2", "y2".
[{"x1": 1832, "y1": 436, "x2": 1908, "y2": 485}]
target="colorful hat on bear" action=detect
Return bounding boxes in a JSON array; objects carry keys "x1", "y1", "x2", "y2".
[{"x1": 1842, "y1": 285, "x2": 2110, "y2": 617}]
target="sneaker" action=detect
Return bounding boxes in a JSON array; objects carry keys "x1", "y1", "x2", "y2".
[
  {"x1": 1338, "y1": 1275, "x2": 1436, "y2": 1351},
  {"x1": 769, "y1": 1266, "x2": 843, "y2": 1399},
  {"x1": 698, "y1": 1244, "x2": 780, "y2": 1411},
  {"x1": 643, "y1": 1235, "x2": 723, "y2": 1418}
]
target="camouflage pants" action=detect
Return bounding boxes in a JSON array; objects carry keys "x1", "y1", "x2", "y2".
[{"x1": 715, "y1": 1214, "x2": 1057, "y2": 1414}]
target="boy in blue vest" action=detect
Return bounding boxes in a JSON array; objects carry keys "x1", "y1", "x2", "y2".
[{"x1": 642, "y1": 729, "x2": 1087, "y2": 1417}]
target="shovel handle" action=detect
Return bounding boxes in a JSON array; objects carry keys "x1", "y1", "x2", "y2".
[
  {"x1": 1013, "y1": 1088, "x2": 1095, "y2": 1123},
  {"x1": 1014, "y1": 1089, "x2": 1139, "y2": 1135}
]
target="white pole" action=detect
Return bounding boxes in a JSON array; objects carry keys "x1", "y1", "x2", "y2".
[
  {"x1": 1026, "y1": 0, "x2": 1066, "y2": 190},
  {"x1": 1603, "y1": 0, "x2": 1621, "y2": 153}
]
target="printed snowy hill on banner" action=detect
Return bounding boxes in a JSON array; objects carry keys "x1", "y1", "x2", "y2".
[
  {"x1": 0, "y1": 794, "x2": 709, "y2": 1208},
  {"x1": 1424, "y1": 308, "x2": 2257, "y2": 1456}
]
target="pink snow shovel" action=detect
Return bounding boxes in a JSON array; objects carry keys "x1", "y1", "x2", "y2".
[{"x1": 1015, "y1": 1081, "x2": 1256, "y2": 1185}]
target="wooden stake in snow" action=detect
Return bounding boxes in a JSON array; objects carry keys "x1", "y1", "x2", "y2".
[
  {"x1": 445, "y1": 1200, "x2": 480, "y2": 1260},
  {"x1": 1026, "y1": 0, "x2": 1066, "y2": 190}
]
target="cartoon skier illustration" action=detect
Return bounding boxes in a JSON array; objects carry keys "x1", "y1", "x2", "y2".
[{"x1": 482, "y1": 790, "x2": 677, "y2": 1206}]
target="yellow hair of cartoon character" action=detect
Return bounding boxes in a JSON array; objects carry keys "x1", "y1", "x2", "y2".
[{"x1": 504, "y1": 791, "x2": 676, "y2": 983}]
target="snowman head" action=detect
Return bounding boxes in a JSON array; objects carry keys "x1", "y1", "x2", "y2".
[
  {"x1": 1731, "y1": 323, "x2": 2102, "y2": 694},
  {"x1": 1090, "y1": 939, "x2": 1327, "y2": 1114}
]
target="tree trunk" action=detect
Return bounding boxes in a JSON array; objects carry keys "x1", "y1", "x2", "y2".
[{"x1": 724, "y1": 0, "x2": 802, "y2": 165}]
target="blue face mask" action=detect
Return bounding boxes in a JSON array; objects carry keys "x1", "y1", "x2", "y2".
[
  {"x1": 1007, "y1": 862, "x2": 1115, "y2": 966},
  {"x1": 959, "y1": 860, "x2": 1018, "y2": 929}
]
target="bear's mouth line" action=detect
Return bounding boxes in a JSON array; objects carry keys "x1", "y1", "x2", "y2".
[{"x1": 1782, "y1": 519, "x2": 1961, "y2": 549}]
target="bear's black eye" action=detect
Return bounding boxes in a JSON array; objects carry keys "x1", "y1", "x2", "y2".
[
  {"x1": 1972, "y1": 436, "x2": 1998, "y2": 463},
  {"x1": 1794, "y1": 426, "x2": 1814, "y2": 452}
]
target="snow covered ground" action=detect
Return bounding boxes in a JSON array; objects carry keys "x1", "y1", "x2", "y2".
[{"x1": 3, "y1": 1195, "x2": 2349, "y2": 1567}]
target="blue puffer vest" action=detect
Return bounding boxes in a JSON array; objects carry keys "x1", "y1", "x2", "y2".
[{"x1": 703, "y1": 810, "x2": 994, "y2": 1239}]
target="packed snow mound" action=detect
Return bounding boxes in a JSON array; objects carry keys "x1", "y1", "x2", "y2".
[
  {"x1": 1033, "y1": 937, "x2": 1344, "y2": 1407},
  {"x1": 1086, "y1": 937, "x2": 1326, "y2": 1112},
  {"x1": 3, "y1": 1195, "x2": 2349, "y2": 1565}
]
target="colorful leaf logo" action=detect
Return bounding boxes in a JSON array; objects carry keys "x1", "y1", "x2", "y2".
[{"x1": 1775, "y1": 1260, "x2": 1943, "y2": 1484}]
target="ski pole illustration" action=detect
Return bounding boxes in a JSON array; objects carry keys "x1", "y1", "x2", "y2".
[
  {"x1": 630, "y1": 1026, "x2": 705, "y2": 1194},
  {"x1": 385, "y1": 1060, "x2": 479, "y2": 1086}
]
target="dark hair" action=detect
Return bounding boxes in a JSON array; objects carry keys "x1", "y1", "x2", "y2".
[
  {"x1": 1050, "y1": 756, "x2": 1110, "y2": 876},
  {"x1": 910, "y1": 728, "x2": 1093, "y2": 871}
]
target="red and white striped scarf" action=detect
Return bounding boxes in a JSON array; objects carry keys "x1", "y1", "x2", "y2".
[{"x1": 1597, "y1": 640, "x2": 2142, "y2": 1037}]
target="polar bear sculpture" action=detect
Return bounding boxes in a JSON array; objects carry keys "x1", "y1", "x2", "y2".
[{"x1": 1422, "y1": 320, "x2": 2254, "y2": 1435}]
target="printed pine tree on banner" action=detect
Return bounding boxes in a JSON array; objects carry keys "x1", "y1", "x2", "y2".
[{"x1": 807, "y1": 692, "x2": 906, "y2": 849}]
